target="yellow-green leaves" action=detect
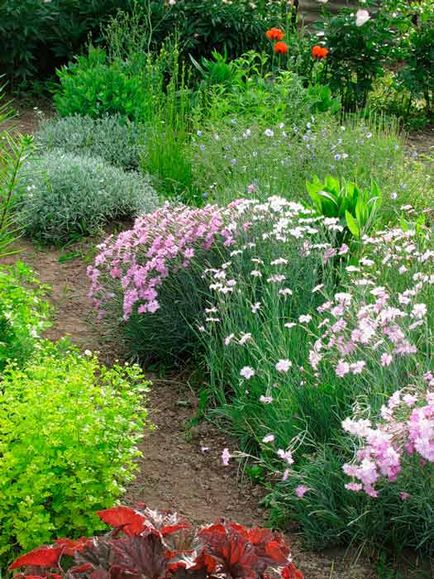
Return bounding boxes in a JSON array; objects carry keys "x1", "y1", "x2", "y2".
[{"x1": 0, "y1": 343, "x2": 150, "y2": 566}]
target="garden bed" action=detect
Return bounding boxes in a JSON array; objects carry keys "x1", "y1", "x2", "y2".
[
  {"x1": 0, "y1": 239, "x2": 377, "y2": 579},
  {"x1": 1, "y1": 3, "x2": 433, "y2": 577}
]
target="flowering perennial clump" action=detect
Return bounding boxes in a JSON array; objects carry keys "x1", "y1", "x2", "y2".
[
  {"x1": 309, "y1": 227, "x2": 433, "y2": 379},
  {"x1": 342, "y1": 384, "x2": 433, "y2": 497},
  {"x1": 199, "y1": 199, "x2": 432, "y2": 500},
  {"x1": 88, "y1": 203, "x2": 241, "y2": 320}
]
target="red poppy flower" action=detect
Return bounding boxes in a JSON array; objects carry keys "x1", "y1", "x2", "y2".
[
  {"x1": 266, "y1": 27, "x2": 285, "y2": 41},
  {"x1": 274, "y1": 41, "x2": 289, "y2": 55},
  {"x1": 311, "y1": 45, "x2": 329, "y2": 59}
]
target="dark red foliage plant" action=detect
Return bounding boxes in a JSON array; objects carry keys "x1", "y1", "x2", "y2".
[{"x1": 9, "y1": 505, "x2": 303, "y2": 579}]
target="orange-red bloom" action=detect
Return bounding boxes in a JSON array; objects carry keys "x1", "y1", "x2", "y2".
[
  {"x1": 311, "y1": 45, "x2": 329, "y2": 59},
  {"x1": 274, "y1": 41, "x2": 289, "y2": 55},
  {"x1": 266, "y1": 27, "x2": 285, "y2": 41}
]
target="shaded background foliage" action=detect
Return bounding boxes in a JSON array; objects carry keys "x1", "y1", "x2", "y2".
[
  {"x1": 0, "y1": 0, "x2": 283, "y2": 88},
  {"x1": 0, "y1": 0, "x2": 130, "y2": 86}
]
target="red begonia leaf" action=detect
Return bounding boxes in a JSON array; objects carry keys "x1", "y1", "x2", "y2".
[
  {"x1": 68, "y1": 562, "x2": 94, "y2": 574},
  {"x1": 10, "y1": 547, "x2": 62, "y2": 570},
  {"x1": 161, "y1": 523, "x2": 191, "y2": 537},
  {"x1": 97, "y1": 507, "x2": 146, "y2": 536},
  {"x1": 246, "y1": 527, "x2": 274, "y2": 545},
  {"x1": 263, "y1": 539, "x2": 289, "y2": 564},
  {"x1": 281, "y1": 563, "x2": 304, "y2": 579},
  {"x1": 89, "y1": 569, "x2": 110, "y2": 579},
  {"x1": 190, "y1": 551, "x2": 217, "y2": 574},
  {"x1": 54, "y1": 538, "x2": 89, "y2": 556},
  {"x1": 167, "y1": 561, "x2": 188, "y2": 572}
]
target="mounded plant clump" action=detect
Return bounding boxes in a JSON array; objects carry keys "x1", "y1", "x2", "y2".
[
  {"x1": 0, "y1": 342, "x2": 149, "y2": 565},
  {"x1": 36, "y1": 114, "x2": 145, "y2": 171},
  {"x1": 16, "y1": 150, "x2": 159, "y2": 245},
  {"x1": 9, "y1": 505, "x2": 304, "y2": 579},
  {"x1": 89, "y1": 196, "x2": 434, "y2": 554}
]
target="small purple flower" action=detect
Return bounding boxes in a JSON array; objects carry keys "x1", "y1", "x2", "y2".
[
  {"x1": 221, "y1": 448, "x2": 231, "y2": 466},
  {"x1": 295, "y1": 485, "x2": 311, "y2": 498}
]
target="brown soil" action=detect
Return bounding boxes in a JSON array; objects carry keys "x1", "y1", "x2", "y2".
[{"x1": 406, "y1": 126, "x2": 434, "y2": 161}]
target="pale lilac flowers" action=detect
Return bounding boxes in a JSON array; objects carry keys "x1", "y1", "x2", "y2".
[
  {"x1": 275, "y1": 359, "x2": 292, "y2": 373},
  {"x1": 240, "y1": 366, "x2": 255, "y2": 380},
  {"x1": 343, "y1": 389, "x2": 433, "y2": 496},
  {"x1": 221, "y1": 448, "x2": 231, "y2": 466},
  {"x1": 88, "y1": 203, "x2": 240, "y2": 320}
]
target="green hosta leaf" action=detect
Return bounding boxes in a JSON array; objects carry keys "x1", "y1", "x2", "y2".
[{"x1": 345, "y1": 210, "x2": 360, "y2": 238}]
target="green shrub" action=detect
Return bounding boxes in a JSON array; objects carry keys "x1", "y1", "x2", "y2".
[
  {"x1": 201, "y1": 57, "x2": 315, "y2": 128},
  {"x1": 54, "y1": 48, "x2": 148, "y2": 121},
  {"x1": 398, "y1": 3, "x2": 433, "y2": 117},
  {"x1": 0, "y1": 0, "x2": 283, "y2": 87},
  {"x1": 366, "y1": 72, "x2": 431, "y2": 131},
  {"x1": 103, "y1": 0, "x2": 284, "y2": 63},
  {"x1": 316, "y1": 1, "x2": 411, "y2": 111},
  {"x1": 0, "y1": 0, "x2": 132, "y2": 87},
  {"x1": 0, "y1": 341, "x2": 149, "y2": 566},
  {"x1": 36, "y1": 114, "x2": 145, "y2": 171},
  {"x1": 16, "y1": 150, "x2": 158, "y2": 245},
  {"x1": 0, "y1": 263, "x2": 51, "y2": 371}
]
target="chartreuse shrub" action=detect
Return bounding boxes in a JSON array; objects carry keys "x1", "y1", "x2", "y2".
[
  {"x1": 16, "y1": 150, "x2": 158, "y2": 245},
  {"x1": 0, "y1": 263, "x2": 51, "y2": 371},
  {"x1": 36, "y1": 114, "x2": 144, "y2": 171},
  {"x1": 0, "y1": 341, "x2": 149, "y2": 567}
]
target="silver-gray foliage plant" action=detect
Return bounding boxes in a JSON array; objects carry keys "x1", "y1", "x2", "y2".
[
  {"x1": 17, "y1": 149, "x2": 159, "y2": 244},
  {"x1": 36, "y1": 114, "x2": 144, "y2": 171}
]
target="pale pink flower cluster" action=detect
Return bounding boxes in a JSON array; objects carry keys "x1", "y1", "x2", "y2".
[
  {"x1": 343, "y1": 387, "x2": 433, "y2": 497},
  {"x1": 88, "y1": 203, "x2": 240, "y2": 320},
  {"x1": 310, "y1": 228, "x2": 433, "y2": 377}
]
